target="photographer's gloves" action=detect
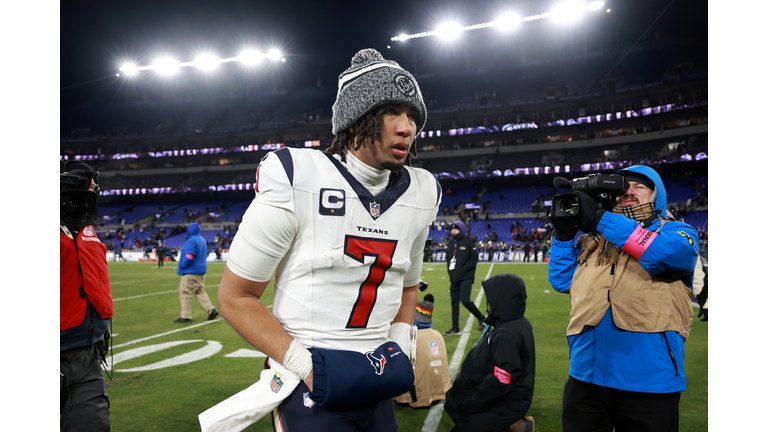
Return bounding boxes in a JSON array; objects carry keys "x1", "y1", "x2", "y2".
[
  {"x1": 553, "y1": 218, "x2": 579, "y2": 242},
  {"x1": 572, "y1": 191, "x2": 606, "y2": 230}
]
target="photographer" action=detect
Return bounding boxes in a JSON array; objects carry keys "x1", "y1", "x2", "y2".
[
  {"x1": 60, "y1": 161, "x2": 113, "y2": 431},
  {"x1": 548, "y1": 165, "x2": 698, "y2": 432}
]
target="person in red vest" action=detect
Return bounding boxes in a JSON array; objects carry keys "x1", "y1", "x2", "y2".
[{"x1": 60, "y1": 161, "x2": 113, "y2": 431}]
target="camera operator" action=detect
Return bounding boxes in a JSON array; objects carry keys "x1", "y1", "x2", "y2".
[
  {"x1": 60, "y1": 161, "x2": 113, "y2": 431},
  {"x1": 548, "y1": 165, "x2": 699, "y2": 432}
]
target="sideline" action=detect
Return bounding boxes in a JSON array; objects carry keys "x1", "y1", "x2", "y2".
[{"x1": 421, "y1": 264, "x2": 494, "y2": 432}]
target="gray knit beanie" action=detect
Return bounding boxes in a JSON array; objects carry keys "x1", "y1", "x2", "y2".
[
  {"x1": 415, "y1": 293, "x2": 434, "y2": 328},
  {"x1": 331, "y1": 48, "x2": 427, "y2": 135}
]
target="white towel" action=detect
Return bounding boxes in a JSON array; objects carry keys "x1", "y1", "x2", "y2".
[{"x1": 198, "y1": 359, "x2": 300, "y2": 432}]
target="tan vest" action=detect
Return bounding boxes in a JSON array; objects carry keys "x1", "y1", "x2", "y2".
[
  {"x1": 567, "y1": 221, "x2": 694, "y2": 338},
  {"x1": 395, "y1": 328, "x2": 452, "y2": 408}
]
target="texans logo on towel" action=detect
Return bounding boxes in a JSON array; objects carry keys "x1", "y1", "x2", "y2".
[
  {"x1": 270, "y1": 373, "x2": 284, "y2": 393},
  {"x1": 83, "y1": 227, "x2": 95, "y2": 237},
  {"x1": 429, "y1": 340, "x2": 440, "y2": 357},
  {"x1": 366, "y1": 351, "x2": 387, "y2": 375}
]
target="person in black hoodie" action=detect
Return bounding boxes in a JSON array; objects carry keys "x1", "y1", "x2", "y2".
[
  {"x1": 445, "y1": 221, "x2": 486, "y2": 335},
  {"x1": 444, "y1": 273, "x2": 536, "y2": 432}
]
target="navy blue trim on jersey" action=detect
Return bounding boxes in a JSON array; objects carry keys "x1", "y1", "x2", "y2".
[
  {"x1": 321, "y1": 151, "x2": 411, "y2": 220},
  {"x1": 435, "y1": 180, "x2": 442, "y2": 208},
  {"x1": 274, "y1": 148, "x2": 294, "y2": 186}
]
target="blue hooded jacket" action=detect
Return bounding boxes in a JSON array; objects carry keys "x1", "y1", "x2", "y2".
[
  {"x1": 177, "y1": 222, "x2": 208, "y2": 276},
  {"x1": 548, "y1": 165, "x2": 699, "y2": 393}
]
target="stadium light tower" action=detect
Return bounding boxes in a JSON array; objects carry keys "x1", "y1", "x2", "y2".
[
  {"x1": 391, "y1": 0, "x2": 607, "y2": 42},
  {"x1": 116, "y1": 46, "x2": 287, "y2": 77}
]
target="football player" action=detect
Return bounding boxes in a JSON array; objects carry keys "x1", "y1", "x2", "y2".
[{"x1": 210, "y1": 48, "x2": 440, "y2": 432}]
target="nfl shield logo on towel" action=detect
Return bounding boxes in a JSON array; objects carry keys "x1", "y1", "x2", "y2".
[
  {"x1": 429, "y1": 340, "x2": 439, "y2": 357},
  {"x1": 369, "y1": 201, "x2": 380, "y2": 218},
  {"x1": 83, "y1": 227, "x2": 95, "y2": 237},
  {"x1": 270, "y1": 373, "x2": 284, "y2": 393},
  {"x1": 303, "y1": 392, "x2": 316, "y2": 408}
]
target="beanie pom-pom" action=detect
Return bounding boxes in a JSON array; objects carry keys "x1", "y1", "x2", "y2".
[{"x1": 351, "y1": 48, "x2": 384, "y2": 66}]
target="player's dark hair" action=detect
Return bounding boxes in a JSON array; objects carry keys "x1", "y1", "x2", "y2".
[{"x1": 326, "y1": 106, "x2": 419, "y2": 167}]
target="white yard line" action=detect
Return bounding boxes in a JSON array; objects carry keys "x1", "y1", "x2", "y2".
[
  {"x1": 112, "y1": 319, "x2": 226, "y2": 349},
  {"x1": 112, "y1": 304, "x2": 271, "y2": 350},
  {"x1": 422, "y1": 264, "x2": 494, "y2": 432},
  {"x1": 113, "y1": 285, "x2": 220, "y2": 301}
]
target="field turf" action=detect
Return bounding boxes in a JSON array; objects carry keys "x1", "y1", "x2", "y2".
[{"x1": 103, "y1": 261, "x2": 707, "y2": 431}]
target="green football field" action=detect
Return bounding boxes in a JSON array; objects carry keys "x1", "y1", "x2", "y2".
[{"x1": 103, "y1": 261, "x2": 708, "y2": 431}]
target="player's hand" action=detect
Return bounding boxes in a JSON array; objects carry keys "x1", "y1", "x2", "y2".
[
  {"x1": 573, "y1": 191, "x2": 605, "y2": 229},
  {"x1": 553, "y1": 218, "x2": 579, "y2": 242},
  {"x1": 304, "y1": 370, "x2": 314, "y2": 392}
]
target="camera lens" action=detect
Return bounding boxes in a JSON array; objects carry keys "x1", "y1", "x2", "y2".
[
  {"x1": 63, "y1": 197, "x2": 89, "y2": 218},
  {"x1": 61, "y1": 190, "x2": 98, "y2": 227}
]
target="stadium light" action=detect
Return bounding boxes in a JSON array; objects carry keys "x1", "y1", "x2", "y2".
[
  {"x1": 119, "y1": 63, "x2": 139, "y2": 76},
  {"x1": 587, "y1": 1, "x2": 605, "y2": 11},
  {"x1": 550, "y1": 1, "x2": 587, "y2": 22},
  {"x1": 116, "y1": 47, "x2": 286, "y2": 76},
  {"x1": 267, "y1": 49, "x2": 282, "y2": 61},
  {"x1": 152, "y1": 58, "x2": 181, "y2": 75},
  {"x1": 194, "y1": 54, "x2": 221, "y2": 71},
  {"x1": 436, "y1": 22, "x2": 464, "y2": 40},
  {"x1": 391, "y1": 2, "x2": 604, "y2": 41},
  {"x1": 493, "y1": 13, "x2": 522, "y2": 31},
  {"x1": 238, "y1": 50, "x2": 263, "y2": 65}
]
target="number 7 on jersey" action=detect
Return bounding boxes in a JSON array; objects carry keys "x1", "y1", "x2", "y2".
[{"x1": 344, "y1": 236, "x2": 398, "y2": 328}]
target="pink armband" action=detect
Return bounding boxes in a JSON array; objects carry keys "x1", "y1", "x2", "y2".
[
  {"x1": 494, "y1": 366, "x2": 511, "y2": 384},
  {"x1": 621, "y1": 225, "x2": 657, "y2": 259},
  {"x1": 185, "y1": 254, "x2": 194, "y2": 259}
]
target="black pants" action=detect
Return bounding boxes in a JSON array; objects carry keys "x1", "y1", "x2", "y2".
[
  {"x1": 60, "y1": 345, "x2": 110, "y2": 432},
  {"x1": 450, "y1": 280, "x2": 484, "y2": 329},
  {"x1": 273, "y1": 382, "x2": 397, "y2": 432},
  {"x1": 562, "y1": 376, "x2": 680, "y2": 432}
]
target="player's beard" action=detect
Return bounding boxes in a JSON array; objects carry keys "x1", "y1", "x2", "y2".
[{"x1": 381, "y1": 160, "x2": 405, "y2": 171}]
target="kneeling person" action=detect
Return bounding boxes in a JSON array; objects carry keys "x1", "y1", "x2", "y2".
[
  {"x1": 395, "y1": 293, "x2": 452, "y2": 408},
  {"x1": 445, "y1": 273, "x2": 535, "y2": 432}
]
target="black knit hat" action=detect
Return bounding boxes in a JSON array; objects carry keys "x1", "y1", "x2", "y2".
[
  {"x1": 415, "y1": 294, "x2": 434, "y2": 328},
  {"x1": 331, "y1": 48, "x2": 427, "y2": 135}
]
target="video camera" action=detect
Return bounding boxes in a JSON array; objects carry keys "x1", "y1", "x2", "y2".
[
  {"x1": 60, "y1": 163, "x2": 99, "y2": 227},
  {"x1": 548, "y1": 174, "x2": 627, "y2": 222}
]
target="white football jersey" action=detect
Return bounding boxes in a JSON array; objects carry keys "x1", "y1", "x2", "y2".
[{"x1": 236, "y1": 148, "x2": 441, "y2": 352}]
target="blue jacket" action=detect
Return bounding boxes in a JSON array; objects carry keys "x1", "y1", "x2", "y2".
[
  {"x1": 548, "y1": 165, "x2": 699, "y2": 393},
  {"x1": 177, "y1": 223, "x2": 208, "y2": 275}
]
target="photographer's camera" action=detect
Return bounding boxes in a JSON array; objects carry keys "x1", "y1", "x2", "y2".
[
  {"x1": 549, "y1": 174, "x2": 627, "y2": 223},
  {"x1": 60, "y1": 161, "x2": 99, "y2": 227}
]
